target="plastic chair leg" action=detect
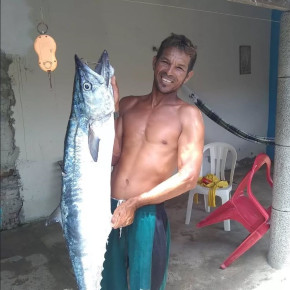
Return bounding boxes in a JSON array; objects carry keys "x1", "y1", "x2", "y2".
[
  {"x1": 221, "y1": 193, "x2": 230, "y2": 206},
  {"x1": 220, "y1": 222, "x2": 270, "y2": 269},
  {"x1": 221, "y1": 194, "x2": 231, "y2": 231},
  {"x1": 185, "y1": 191, "x2": 194, "y2": 224},
  {"x1": 197, "y1": 201, "x2": 235, "y2": 229},
  {"x1": 204, "y1": 195, "x2": 210, "y2": 213},
  {"x1": 223, "y1": 219, "x2": 230, "y2": 231}
]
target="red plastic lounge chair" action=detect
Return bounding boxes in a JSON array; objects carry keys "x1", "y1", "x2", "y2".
[{"x1": 196, "y1": 153, "x2": 273, "y2": 269}]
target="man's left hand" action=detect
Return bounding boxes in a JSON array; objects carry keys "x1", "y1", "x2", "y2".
[{"x1": 111, "y1": 75, "x2": 119, "y2": 112}]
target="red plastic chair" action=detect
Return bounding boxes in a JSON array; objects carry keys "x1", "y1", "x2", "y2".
[{"x1": 196, "y1": 153, "x2": 273, "y2": 269}]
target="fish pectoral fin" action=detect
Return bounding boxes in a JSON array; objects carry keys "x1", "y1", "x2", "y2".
[{"x1": 88, "y1": 126, "x2": 100, "y2": 162}]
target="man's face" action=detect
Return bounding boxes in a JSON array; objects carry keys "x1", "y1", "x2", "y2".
[{"x1": 153, "y1": 47, "x2": 193, "y2": 94}]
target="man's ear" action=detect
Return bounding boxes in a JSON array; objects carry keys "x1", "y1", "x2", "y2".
[
  {"x1": 152, "y1": 56, "x2": 157, "y2": 70},
  {"x1": 184, "y1": 71, "x2": 194, "y2": 84}
]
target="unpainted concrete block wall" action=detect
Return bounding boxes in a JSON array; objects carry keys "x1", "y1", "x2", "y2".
[{"x1": 1, "y1": 51, "x2": 23, "y2": 230}]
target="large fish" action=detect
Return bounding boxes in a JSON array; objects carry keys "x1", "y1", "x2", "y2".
[{"x1": 48, "y1": 50, "x2": 115, "y2": 289}]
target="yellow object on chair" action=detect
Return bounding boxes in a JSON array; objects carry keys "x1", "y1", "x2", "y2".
[
  {"x1": 195, "y1": 174, "x2": 228, "y2": 207},
  {"x1": 185, "y1": 142, "x2": 237, "y2": 231}
]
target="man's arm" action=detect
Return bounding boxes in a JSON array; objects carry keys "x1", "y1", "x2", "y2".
[
  {"x1": 111, "y1": 105, "x2": 204, "y2": 228},
  {"x1": 112, "y1": 116, "x2": 122, "y2": 166},
  {"x1": 111, "y1": 76, "x2": 122, "y2": 166},
  {"x1": 111, "y1": 77, "x2": 140, "y2": 166}
]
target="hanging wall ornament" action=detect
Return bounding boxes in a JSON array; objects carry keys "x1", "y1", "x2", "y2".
[{"x1": 34, "y1": 21, "x2": 57, "y2": 87}]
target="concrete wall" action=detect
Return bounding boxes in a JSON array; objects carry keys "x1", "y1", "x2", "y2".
[
  {"x1": 1, "y1": 0, "x2": 271, "y2": 223},
  {"x1": 0, "y1": 52, "x2": 22, "y2": 230}
]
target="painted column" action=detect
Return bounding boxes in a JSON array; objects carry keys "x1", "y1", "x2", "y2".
[
  {"x1": 268, "y1": 11, "x2": 290, "y2": 269},
  {"x1": 266, "y1": 10, "x2": 281, "y2": 160}
]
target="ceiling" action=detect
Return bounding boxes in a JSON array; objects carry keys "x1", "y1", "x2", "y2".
[{"x1": 227, "y1": 0, "x2": 290, "y2": 11}]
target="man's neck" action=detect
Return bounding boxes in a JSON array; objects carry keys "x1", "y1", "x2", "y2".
[{"x1": 149, "y1": 88, "x2": 178, "y2": 108}]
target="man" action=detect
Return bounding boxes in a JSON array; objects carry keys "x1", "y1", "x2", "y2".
[{"x1": 101, "y1": 34, "x2": 204, "y2": 290}]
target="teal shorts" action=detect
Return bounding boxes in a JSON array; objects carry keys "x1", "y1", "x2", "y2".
[{"x1": 101, "y1": 198, "x2": 171, "y2": 290}]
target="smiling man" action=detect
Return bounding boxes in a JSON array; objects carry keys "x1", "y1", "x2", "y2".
[{"x1": 101, "y1": 34, "x2": 204, "y2": 290}]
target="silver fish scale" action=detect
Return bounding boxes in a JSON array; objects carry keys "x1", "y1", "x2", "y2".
[{"x1": 60, "y1": 51, "x2": 114, "y2": 290}]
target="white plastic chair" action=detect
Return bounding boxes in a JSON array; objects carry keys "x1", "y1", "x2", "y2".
[{"x1": 185, "y1": 142, "x2": 237, "y2": 231}]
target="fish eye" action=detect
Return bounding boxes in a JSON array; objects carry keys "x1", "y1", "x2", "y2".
[{"x1": 83, "y1": 82, "x2": 92, "y2": 91}]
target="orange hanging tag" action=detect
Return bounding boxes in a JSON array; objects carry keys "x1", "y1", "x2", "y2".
[{"x1": 34, "y1": 34, "x2": 57, "y2": 72}]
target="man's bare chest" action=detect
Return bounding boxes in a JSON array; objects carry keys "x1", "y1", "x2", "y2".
[{"x1": 122, "y1": 107, "x2": 181, "y2": 146}]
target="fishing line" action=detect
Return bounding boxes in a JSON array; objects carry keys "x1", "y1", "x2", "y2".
[{"x1": 118, "y1": 0, "x2": 280, "y2": 23}]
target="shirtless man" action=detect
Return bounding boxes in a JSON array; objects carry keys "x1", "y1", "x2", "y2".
[{"x1": 101, "y1": 34, "x2": 204, "y2": 290}]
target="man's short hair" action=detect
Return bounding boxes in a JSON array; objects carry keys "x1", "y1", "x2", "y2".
[{"x1": 156, "y1": 33, "x2": 197, "y2": 72}]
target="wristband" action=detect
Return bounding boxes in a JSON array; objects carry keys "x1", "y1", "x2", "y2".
[{"x1": 114, "y1": 111, "x2": 119, "y2": 119}]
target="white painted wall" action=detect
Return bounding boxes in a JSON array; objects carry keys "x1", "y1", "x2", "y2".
[{"x1": 1, "y1": 0, "x2": 271, "y2": 222}]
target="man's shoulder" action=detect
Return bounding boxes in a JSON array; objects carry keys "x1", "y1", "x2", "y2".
[
  {"x1": 120, "y1": 95, "x2": 139, "y2": 105},
  {"x1": 177, "y1": 98, "x2": 201, "y2": 114},
  {"x1": 177, "y1": 100, "x2": 203, "y2": 124},
  {"x1": 119, "y1": 95, "x2": 142, "y2": 113}
]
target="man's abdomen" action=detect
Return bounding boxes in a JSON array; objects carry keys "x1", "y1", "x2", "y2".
[{"x1": 111, "y1": 146, "x2": 176, "y2": 200}]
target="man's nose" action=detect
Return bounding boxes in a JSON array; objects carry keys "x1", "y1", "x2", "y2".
[{"x1": 166, "y1": 65, "x2": 174, "y2": 75}]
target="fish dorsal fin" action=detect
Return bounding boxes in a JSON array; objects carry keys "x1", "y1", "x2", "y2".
[{"x1": 88, "y1": 125, "x2": 100, "y2": 162}]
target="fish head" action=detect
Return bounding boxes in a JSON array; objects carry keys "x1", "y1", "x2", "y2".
[{"x1": 73, "y1": 51, "x2": 115, "y2": 120}]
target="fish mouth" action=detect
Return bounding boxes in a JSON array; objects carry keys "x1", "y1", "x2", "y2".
[
  {"x1": 95, "y1": 50, "x2": 111, "y2": 87},
  {"x1": 95, "y1": 50, "x2": 109, "y2": 74},
  {"x1": 74, "y1": 51, "x2": 113, "y2": 86}
]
